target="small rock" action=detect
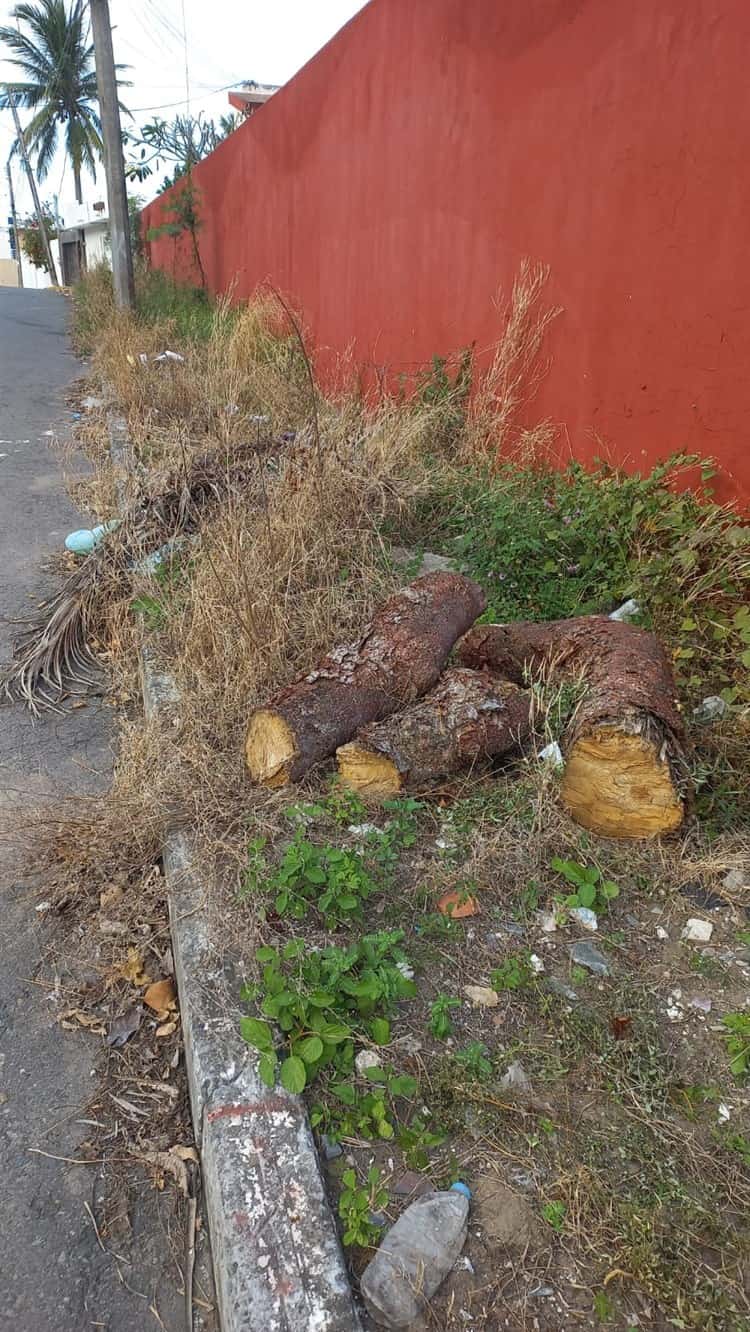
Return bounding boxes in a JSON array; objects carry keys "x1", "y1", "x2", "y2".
[
  {"x1": 393, "y1": 1171, "x2": 430, "y2": 1197},
  {"x1": 679, "y1": 881, "x2": 726, "y2": 911},
  {"x1": 355, "y1": 1049, "x2": 383, "y2": 1075},
  {"x1": 348, "y1": 823, "x2": 381, "y2": 838},
  {"x1": 499, "y1": 1061, "x2": 531, "y2": 1092},
  {"x1": 569, "y1": 906, "x2": 598, "y2": 932},
  {"x1": 491, "y1": 920, "x2": 525, "y2": 940},
  {"x1": 656, "y1": 926, "x2": 669, "y2": 940},
  {"x1": 546, "y1": 977, "x2": 578, "y2": 1003},
  {"x1": 463, "y1": 985, "x2": 499, "y2": 1008},
  {"x1": 321, "y1": 1134, "x2": 342, "y2": 1161},
  {"x1": 390, "y1": 546, "x2": 457, "y2": 577},
  {"x1": 692, "y1": 695, "x2": 728, "y2": 723},
  {"x1": 538, "y1": 911, "x2": 557, "y2": 933},
  {"x1": 723, "y1": 868, "x2": 748, "y2": 894},
  {"x1": 368, "y1": 1212, "x2": 388, "y2": 1229},
  {"x1": 688, "y1": 995, "x2": 712, "y2": 1013},
  {"x1": 682, "y1": 918, "x2": 714, "y2": 943},
  {"x1": 570, "y1": 941, "x2": 610, "y2": 976}
]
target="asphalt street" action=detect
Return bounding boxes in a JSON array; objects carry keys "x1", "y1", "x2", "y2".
[{"x1": 0, "y1": 287, "x2": 185, "y2": 1331}]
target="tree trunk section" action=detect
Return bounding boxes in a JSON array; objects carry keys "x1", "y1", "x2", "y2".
[
  {"x1": 457, "y1": 617, "x2": 688, "y2": 838},
  {"x1": 245, "y1": 573, "x2": 486, "y2": 786},
  {"x1": 337, "y1": 668, "x2": 531, "y2": 798}
]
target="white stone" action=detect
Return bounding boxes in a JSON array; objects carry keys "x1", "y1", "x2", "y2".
[
  {"x1": 656, "y1": 926, "x2": 669, "y2": 940},
  {"x1": 570, "y1": 906, "x2": 598, "y2": 931},
  {"x1": 682, "y1": 918, "x2": 714, "y2": 943},
  {"x1": 355, "y1": 1049, "x2": 382, "y2": 1075}
]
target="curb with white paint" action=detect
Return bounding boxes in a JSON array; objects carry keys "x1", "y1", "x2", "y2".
[{"x1": 109, "y1": 411, "x2": 361, "y2": 1331}]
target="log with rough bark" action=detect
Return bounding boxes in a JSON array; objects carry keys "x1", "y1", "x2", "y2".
[
  {"x1": 456, "y1": 616, "x2": 688, "y2": 838},
  {"x1": 336, "y1": 667, "x2": 532, "y2": 798},
  {"x1": 245, "y1": 573, "x2": 486, "y2": 786}
]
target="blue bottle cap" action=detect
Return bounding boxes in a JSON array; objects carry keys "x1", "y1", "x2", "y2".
[{"x1": 450, "y1": 1181, "x2": 471, "y2": 1200}]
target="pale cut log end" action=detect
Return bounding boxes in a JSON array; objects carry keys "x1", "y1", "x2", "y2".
[
  {"x1": 336, "y1": 741, "x2": 403, "y2": 799},
  {"x1": 561, "y1": 726, "x2": 684, "y2": 838},
  {"x1": 245, "y1": 710, "x2": 297, "y2": 787}
]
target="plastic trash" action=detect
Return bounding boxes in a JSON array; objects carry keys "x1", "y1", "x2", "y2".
[
  {"x1": 692, "y1": 695, "x2": 728, "y2": 724},
  {"x1": 609, "y1": 598, "x2": 640, "y2": 622},
  {"x1": 538, "y1": 741, "x2": 564, "y2": 768},
  {"x1": 153, "y1": 349, "x2": 185, "y2": 364},
  {"x1": 65, "y1": 519, "x2": 119, "y2": 555},
  {"x1": 360, "y1": 1188, "x2": 469, "y2": 1328}
]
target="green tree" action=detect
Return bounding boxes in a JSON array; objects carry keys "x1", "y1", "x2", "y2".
[{"x1": 0, "y1": 0, "x2": 126, "y2": 204}]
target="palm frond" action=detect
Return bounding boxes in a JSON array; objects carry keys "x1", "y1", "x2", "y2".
[{"x1": 2, "y1": 443, "x2": 266, "y2": 714}]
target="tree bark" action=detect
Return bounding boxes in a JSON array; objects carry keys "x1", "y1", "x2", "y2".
[
  {"x1": 337, "y1": 667, "x2": 531, "y2": 798},
  {"x1": 245, "y1": 572, "x2": 486, "y2": 786},
  {"x1": 457, "y1": 617, "x2": 688, "y2": 838}
]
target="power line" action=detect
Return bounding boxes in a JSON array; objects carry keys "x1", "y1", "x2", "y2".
[{"x1": 128, "y1": 80, "x2": 240, "y2": 113}]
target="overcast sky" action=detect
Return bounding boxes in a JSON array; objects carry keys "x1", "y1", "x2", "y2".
[{"x1": 0, "y1": 0, "x2": 367, "y2": 229}]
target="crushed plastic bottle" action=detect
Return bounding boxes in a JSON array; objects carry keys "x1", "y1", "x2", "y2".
[{"x1": 360, "y1": 1186, "x2": 469, "y2": 1328}]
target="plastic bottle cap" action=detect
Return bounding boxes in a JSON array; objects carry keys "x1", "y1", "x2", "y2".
[{"x1": 450, "y1": 1181, "x2": 471, "y2": 1200}]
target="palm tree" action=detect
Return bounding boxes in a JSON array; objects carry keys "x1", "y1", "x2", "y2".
[{"x1": 0, "y1": 0, "x2": 112, "y2": 205}]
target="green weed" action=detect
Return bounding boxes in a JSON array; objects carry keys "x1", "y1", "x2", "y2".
[
  {"x1": 240, "y1": 931, "x2": 416, "y2": 1092},
  {"x1": 722, "y1": 1012, "x2": 750, "y2": 1082},
  {"x1": 429, "y1": 993, "x2": 461, "y2": 1040},
  {"x1": 551, "y1": 857, "x2": 620, "y2": 914},
  {"x1": 338, "y1": 1166, "x2": 388, "y2": 1248}
]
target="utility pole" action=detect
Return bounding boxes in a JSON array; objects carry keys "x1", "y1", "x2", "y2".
[
  {"x1": 8, "y1": 96, "x2": 58, "y2": 285},
  {"x1": 90, "y1": 0, "x2": 134, "y2": 309},
  {"x1": 6, "y1": 156, "x2": 23, "y2": 288}
]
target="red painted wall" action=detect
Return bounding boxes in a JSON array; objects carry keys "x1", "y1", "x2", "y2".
[{"x1": 143, "y1": 0, "x2": 750, "y2": 503}]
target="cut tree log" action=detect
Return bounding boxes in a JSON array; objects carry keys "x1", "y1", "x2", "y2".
[
  {"x1": 456, "y1": 616, "x2": 688, "y2": 838},
  {"x1": 336, "y1": 667, "x2": 531, "y2": 798},
  {"x1": 245, "y1": 573, "x2": 486, "y2": 786}
]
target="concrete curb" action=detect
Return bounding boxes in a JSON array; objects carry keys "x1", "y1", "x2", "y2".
[{"x1": 111, "y1": 415, "x2": 361, "y2": 1332}]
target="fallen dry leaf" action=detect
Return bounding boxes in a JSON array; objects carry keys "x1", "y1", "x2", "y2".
[
  {"x1": 137, "y1": 1146, "x2": 197, "y2": 1196},
  {"x1": 438, "y1": 891, "x2": 479, "y2": 919},
  {"x1": 463, "y1": 985, "x2": 499, "y2": 1008},
  {"x1": 155, "y1": 1019, "x2": 178, "y2": 1038},
  {"x1": 60, "y1": 1008, "x2": 106, "y2": 1035},
  {"x1": 119, "y1": 946, "x2": 150, "y2": 987},
  {"x1": 144, "y1": 978, "x2": 176, "y2": 1014}
]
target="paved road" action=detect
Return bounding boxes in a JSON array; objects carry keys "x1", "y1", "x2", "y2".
[{"x1": 0, "y1": 288, "x2": 185, "y2": 1332}]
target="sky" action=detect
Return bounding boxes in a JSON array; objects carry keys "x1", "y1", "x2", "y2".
[{"x1": 0, "y1": 0, "x2": 368, "y2": 235}]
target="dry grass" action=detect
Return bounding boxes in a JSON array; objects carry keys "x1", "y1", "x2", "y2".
[{"x1": 468, "y1": 259, "x2": 562, "y2": 462}]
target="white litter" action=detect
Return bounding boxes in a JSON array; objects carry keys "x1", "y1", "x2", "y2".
[
  {"x1": 570, "y1": 906, "x2": 598, "y2": 931},
  {"x1": 153, "y1": 349, "x2": 185, "y2": 364},
  {"x1": 529, "y1": 953, "x2": 545, "y2": 974},
  {"x1": 538, "y1": 911, "x2": 558, "y2": 933},
  {"x1": 538, "y1": 741, "x2": 564, "y2": 768},
  {"x1": 656, "y1": 926, "x2": 669, "y2": 940},
  {"x1": 718, "y1": 1102, "x2": 731, "y2": 1124},
  {"x1": 682, "y1": 918, "x2": 714, "y2": 943},
  {"x1": 609, "y1": 598, "x2": 640, "y2": 622}
]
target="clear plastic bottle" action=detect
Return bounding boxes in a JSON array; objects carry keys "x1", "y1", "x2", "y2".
[{"x1": 360, "y1": 1184, "x2": 469, "y2": 1328}]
